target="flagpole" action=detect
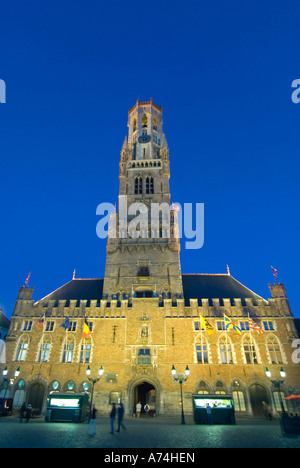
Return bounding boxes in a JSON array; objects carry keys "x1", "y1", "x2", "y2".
[{"x1": 248, "y1": 312, "x2": 255, "y2": 367}]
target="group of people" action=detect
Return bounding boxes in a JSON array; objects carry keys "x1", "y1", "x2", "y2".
[
  {"x1": 135, "y1": 402, "x2": 150, "y2": 418},
  {"x1": 87, "y1": 401, "x2": 152, "y2": 436},
  {"x1": 87, "y1": 402, "x2": 126, "y2": 436}
]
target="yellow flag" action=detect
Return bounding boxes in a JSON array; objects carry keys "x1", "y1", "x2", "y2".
[{"x1": 200, "y1": 316, "x2": 214, "y2": 335}]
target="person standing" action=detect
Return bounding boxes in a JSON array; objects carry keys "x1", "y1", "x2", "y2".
[
  {"x1": 19, "y1": 402, "x2": 27, "y2": 423},
  {"x1": 117, "y1": 402, "x2": 126, "y2": 432},
  {"x1": 87, "y1": 405, "x2": 97, "y2": 436},
  {"x1": 26, "y1": 404, "x2": 32, "y2": 423},
  {"x1": 136, "y1": 401, "x2": 142, "y2": 418},
  {"x1": 110, "y1": 402, "x2": 116, "y2": 434},
  {"x1": 144, "y1": 403, "x2": 150, "y2": 418}
]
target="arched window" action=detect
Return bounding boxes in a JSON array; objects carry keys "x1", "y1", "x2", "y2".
[
  {"x1": 133, "y1": 118, "x2": 137, "y2": 132},
  {"x1": 142, "y1": 114, "x2": 148, "y2": 128},
  {"x1": 153, "y1": 117, "x2": 157, "y2": 131},
  {"x1": 195, "y1": 337, "x2": 209, "y2": 364},
  {"x1": 219, "y1": 335, "x2": 233, "y2": 364},
  {"x1": 16, "y1": 334, "x2": 30, "y2": 362},
  {"x1": 233, "y1": 391, "x2": 246, "y2": 411},
  {"x1": 145, "y1": 176, "x2": 154, "y2": 194},
  {"x1": 197, "y1": 380, "x2": 210, "y2": 394},
  {"x1": 80, "y1": 337, "x2": 92, "y2": 363},
  {"x1": 62, "y1": 334, "x2": 75, "y2": 363},
  {"x1": 243, "y1": 335, "x2": 259, "y2": 364},
  {"x1": 135, "y1": 177, "x2": 143, "y2": 194},
  {"x1": 267, "y1": 335, "x2": 283, "y2": 364},
  {"x1": 38, "y1": 334, "x2": 52, "y2": 362}
]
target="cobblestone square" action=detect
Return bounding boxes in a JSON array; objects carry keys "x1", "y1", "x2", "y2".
[{"x1": 0, "y1": 415, "x2": 299, "y2": 449}]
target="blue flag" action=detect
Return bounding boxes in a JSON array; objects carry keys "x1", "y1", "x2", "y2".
[{"x1": 60, "y1": 317, "x2": 70, "y2": 330}]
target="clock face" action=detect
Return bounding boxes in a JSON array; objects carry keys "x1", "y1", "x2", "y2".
[{"x1": 138, "y1": 134, "x2": 151, "y2": 144}]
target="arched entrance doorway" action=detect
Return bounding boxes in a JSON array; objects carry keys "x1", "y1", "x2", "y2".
[
  {"x1": 27, "y1": 382, "x2": 45, "y2": 415},
  {"x1": 249, "y1": 384, "x2": 270, "y2": 417},
  {"x1": 134, "y1": 381, "x2": 156, "y2": 417}
]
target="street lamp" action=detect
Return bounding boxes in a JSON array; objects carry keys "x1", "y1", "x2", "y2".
[
  {"x1": 265, "y1": 367, "x2": 286, "y2": 412},
  {"x1": 1, "y1": 366, "x2": 20, "y2": 416},
  {"x1": 85, "y1": 366, "x2": 104, "y2": 406},
  {"x1": 171, "y1": 365, "x2": 190, "y2": 425}
]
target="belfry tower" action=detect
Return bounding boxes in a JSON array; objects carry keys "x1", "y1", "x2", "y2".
[{"x1": 102, "y1": 98, "x2": 183, "y2": 301}]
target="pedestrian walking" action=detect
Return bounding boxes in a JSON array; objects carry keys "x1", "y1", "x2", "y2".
[
  {"x1": 117, "y1": 402, "x2": 126, "y2": 432},
  {"x1": 136, "y1": 401, "x2": 142, "y2": 418},
  {"x1": 110, "y1": 402, "x2": 116, "y2": 434},
  {"x1": 87, "y1": 405, "x2": 97, "y2": 436},
  {"x1": 144, "y1": 403, "x2": 150, "y2": 418},
  {"x1": 26, "y1": 404, "x2": 32, "y2": 423},
  {"x1": 19, "y1": 402, "x2": 27, "y2": 423}
]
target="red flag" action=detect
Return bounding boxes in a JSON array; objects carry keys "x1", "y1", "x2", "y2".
[
  {"x1": 25, "y1": 272, "x2": 31, "y2": 286},
  {"x1": 172, "y1": 203, "x2": 180, "y2": 212},
  {"x1": 271, "y1": 265, "x2": 278, "y2": 280},
  {"x1": 36, "y1": 313, "x2": 46, "y2": 327},
  {"x1": 249, "y1": 318, "x2": 265, "y2": 334}
]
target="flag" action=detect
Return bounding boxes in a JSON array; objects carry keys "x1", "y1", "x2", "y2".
[
  {"x1": 36, "y1": 313, "x2": 45, "y2": 327},
  {"x1": 172, "y1": 203, "x2": 180, "y2": 212},
  {"x1": 60, "y1": 317, "x2": 70, "y2": 331},
  {"x1": 25, "y1": 272, "x2": 31, "y2": 286},
  {"x1": 83, "y1": 319, "x2": 91, "y2": 340},
  {"x1": 200, "y1": 316, "x2": 214, "y2": 335},
  {"x1": 224, "y1": 314, "x2": 242, "y2": 335},
  {"x1": 271, "y1": 265, "x2": 278, "y2": 280},
  {"x1": 249, "y1": 318, "x2": 265, "y2": 334}
]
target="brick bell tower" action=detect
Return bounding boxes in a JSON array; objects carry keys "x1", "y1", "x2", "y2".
[{"x1": 102, "y1": 98, "x2": 183, "y2": 302}]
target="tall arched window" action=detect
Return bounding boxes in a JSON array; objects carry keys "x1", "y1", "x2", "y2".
[
  {"x1": 267, "y1": 335, "x2": 283, "y2": 364},
  {"x1": 219, "y1": 335, "x2": 233, "y2": 364},
  {"x1": 16, "y1": 334, "x2": 30, "y2": 362},
  {"x1": 243, "y1": 335, "x2": 259, "y2": 364},
  {"x1": 80, "y1": 337, "x2": 92, "y2": 363},
  {"x1": 195, "y1": 336, "x2": 209, "y2": 364},
  {"x1": 142, "y1": 114, "x2": 148, "y2": 128},
  {"x1": 135, "y1": 176, "x2": 143, "y2": 194},
  {"x1": 38, "y1": 334, "x2": 52, "y2": 362},
  {"x1": 62, "y1": 334, "x2": 75, "y2": 363},
  {"x1": 145, "y1": 176, "x2": 154, "y2": 194}
]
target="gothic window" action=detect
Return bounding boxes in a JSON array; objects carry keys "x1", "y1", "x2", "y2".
[
  {"x1": 243, "y1": 335, "x2": 259, "y2": 364},
  {"x1": 38, "y1": 334, "x2": 52, "y2": 362},
  {"x1": 219, "y1": 336, "x2": 233, "y2": 364},
  {"x1": 267, "y1": 335, "x2": 283, "y2": 364},
  {"x1": 62, "y1": 334, "x2": 75, "y2": 363},
  {"x1": 133, "y1": 118, "x2": 137, "y2": 132},
  {"x1": 232, "y1": 391, "x2": 246, "y2": 411},
  {"x1": 197, "y1": 381, "x2": 209, "y2": 394},
  {"x1": 16, "y1": 335, "x2": 30, "y2": 362},
  {"x1": 145, "y1": 176, "x2": 154, "y2": 194},
  {"x1": 153, "y1": 117, "x2": 157, "y2": 131},
  {"x1": 135, "y1": 177, "x2": 143, "y2": 194},
  {"x1": 80, "y1": 337, "x2": 92, "y2": 363},
  {"x1": 142, "y1": 114, "x2": 148, "y2": 128},
  {"x1": 196, "y1": 339, "x2": 209, "y2": 364}
]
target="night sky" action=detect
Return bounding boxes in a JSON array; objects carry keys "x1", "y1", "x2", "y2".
[{"x1": 0, "y1": 0, "x2": 299, "y2": 319}]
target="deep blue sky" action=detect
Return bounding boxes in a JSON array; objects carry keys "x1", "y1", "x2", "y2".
[{"x1": 0, "y1": 0, "x2": 299, "y2": 319}]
